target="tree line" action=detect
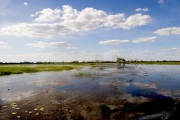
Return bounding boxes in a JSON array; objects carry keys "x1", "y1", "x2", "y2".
[{"x1": 0, "y1": 60, "x2": 180, "y2": 64}]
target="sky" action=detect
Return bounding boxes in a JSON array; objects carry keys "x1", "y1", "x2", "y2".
[{"x1": 0, "y1": 0, "x2": 180, "y2": 62}]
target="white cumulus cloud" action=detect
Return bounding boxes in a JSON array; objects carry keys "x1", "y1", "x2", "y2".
[
  {"x1": 154, "y1": 27, "x2": 180, "y2": 36},
  {"x1": 103, "y1": 14, "x2": 125, "y2": 28},
  {"x1": 104, "y1": 13, "x2": 151, "y2": 29},
  {"x1": 100, "y1": 36, "x2": 157, "y2": 45},
  {"x1": 0, "y1": 23, "x2": 72, "y2": 38},
  {"x1": 132, "y1": 36, "x2": 157, "y2": 43},
  {"x1": 99, "y1": 40, "x2": 129, "y2": 45},
  {"x1": 120, "y1": 14, "x2": 151, "y2": 29},
  {"x1": 0, "y1": 5, "x2": 152, "y2": 38},
  {"x1": 135, "y1": 8, "x2": 149, "y2": 12},
  {"x1": 61, "y1": 7, "x2": 107, "y2": 32},
  {"x1": 27, "y1": 41, "x2": 70, "y2": 48},
  {"x1": 31, "y1": 8, "x2": 61, "y2": 23},
  {"x1": 61, "y1": 5, "x2": 79, "y2": 21},
  {"x1": 23, "y1": 2, "x2": 28, "y2": 6}
]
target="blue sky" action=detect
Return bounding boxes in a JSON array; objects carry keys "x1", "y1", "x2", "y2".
[{"x1": 0, "y1": 0, "x2": 179, "y2": 62}]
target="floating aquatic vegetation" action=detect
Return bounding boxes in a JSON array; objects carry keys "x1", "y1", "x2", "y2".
[
  {"x1": 11, "y1": 103, "x2": 18, "y2": 108},
  {"x1": 11, "y1": 103, "x2": 17, "y2": 106},
  {"x1": 39, "y1": 107, "x2": 44, "y2": 111},
  {"x1": 12, "y1": 112, "x2": 17, "y2": 115},
  {"x1": 16, "y1": 116, "x2": 20, "y2": 118},
  {"x1": 16, "y1": 108, "x2": 20, "y2": 110},
  {"x1": 34, "y1": 108, "x2": 38, "y2": 111},
  {"x1": 29, "y1": 111, "x2": 33, "y2": 114},
  {"x1": 35, "y1": 113, "x2": 39, "y2": 115}
]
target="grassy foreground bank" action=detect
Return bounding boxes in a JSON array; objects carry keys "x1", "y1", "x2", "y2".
[{"x1": 0, "y1": 65, "x2": 76, "y2": 76}]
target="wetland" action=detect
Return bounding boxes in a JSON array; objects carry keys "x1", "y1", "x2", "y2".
[{"x1": 0, "y1": 64, "x2": 180, "y2": 120}]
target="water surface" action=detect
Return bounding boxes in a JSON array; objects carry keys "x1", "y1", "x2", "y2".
[{"x1": 0, "y1": 64, "x2": 180, "y2": 104}]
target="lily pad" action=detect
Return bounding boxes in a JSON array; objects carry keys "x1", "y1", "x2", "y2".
[
  {"x1": 12, "y1": 112, "x2": 17, "y2": 115},
  {"x1": 39, "y1": 107, "x2": 44, "y2": 111},
  {"x1": 35, "y1": 113, "x2": 39, "y2": 115},
  {"x1": 11, "y1": 103, "x2": 18, "y2": 108},
  {"x1": 11, "y1": 103, "x2": 17, "y2": 106},
  {"x1": 29, "y1": 111, "x2": 33, "y2": 114}
]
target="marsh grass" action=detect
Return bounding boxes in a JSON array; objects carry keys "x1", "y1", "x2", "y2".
[
  {"x1": 74, "y1": 72, "x2": 95, "y2": 77},
  {"x1": 0, "y1": 65, "x2": 75, "y2": 76},
  {"x1": 98, "y1": 67, "x2": 104, "y2": 70}
]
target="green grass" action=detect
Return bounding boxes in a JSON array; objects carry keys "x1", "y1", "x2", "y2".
[{"x1": 0, "y1": 65, "x2": 76, "y2": 76}]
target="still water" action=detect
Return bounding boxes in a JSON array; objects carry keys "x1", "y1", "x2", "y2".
[{"x1": 0, "y1": 64, "x2": 180, "y2": 104}]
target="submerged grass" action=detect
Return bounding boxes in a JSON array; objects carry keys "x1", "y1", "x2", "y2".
[
  {"x1": 0, "y1": 65, "x2": 75, "y2": 76},
  {"x1": 74, "y1": 72, "x2": 95, "y2": 77}
]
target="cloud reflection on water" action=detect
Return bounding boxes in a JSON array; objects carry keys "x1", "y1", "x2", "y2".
[
  {"x1": 99, "y1": 81, "x2": 131, "y2": 87},
  {"x1": 133, "y1": 82, "x2": 157, "y2": 89},
  {"x1": 1, "y1": 91, "x2": 36, "y2": 102}
]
